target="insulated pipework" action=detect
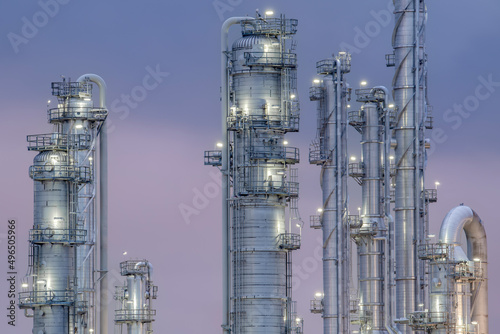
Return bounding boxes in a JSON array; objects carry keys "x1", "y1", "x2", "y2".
[
  {"x1": 309, "y1": 53, "x2": 352, "y2": 334},
  {"x1": 348, "y1": 88, "x2": 393, "y2": 334},
  {"x1": 415, "y1": 206, "x2": 488, "y2": 334},
  {"x1": 19, "y1": 77, "x2": 108, "y2": 334},
  {"x1": 205, "y1": 12, "x2": 303, "y2": 334},
  {"x1": 391, "y1": 1, "x2": 428, "y2": 332},
  {"x1": 114, "y1": 260, "x2": 157, "y2": 334}
]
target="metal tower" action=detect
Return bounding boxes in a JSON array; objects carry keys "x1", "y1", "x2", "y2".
[
  {"x1": 205, "y1": 12, "x2": 303, "y2": 334},
  {"x1": 114, "y1": 260, "x2": 157, "y2": 334},
  {"x1": 308, "y1": 53, "x2": 352, "y2": 334},
  {"x1": 19, "y1": 77, "x2": 107, "y2": 334}
]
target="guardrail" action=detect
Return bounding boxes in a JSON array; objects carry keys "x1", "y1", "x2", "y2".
[
  {"x1": 115, "y1": 309, "x2": 156, "y2": 322},
  {"x1": 29, "y1": 228, "x2": 86, "y2": 244},
  {"x1": 19, "y1": 289, "x2": 75, "y2": 308},
  {"x1": 48, "y1": 107, "x2": 107, "y2": 122},
  {"x1": 29, "y1": 165, "x2": 91, "y2": 183},
  {"x1": 227, "y1": 114, "x2": 299, "y2": 132}
]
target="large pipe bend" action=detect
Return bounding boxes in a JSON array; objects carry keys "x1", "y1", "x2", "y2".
[{"x1": 438, "y1": 205, "x2": 488, "y2": 333}]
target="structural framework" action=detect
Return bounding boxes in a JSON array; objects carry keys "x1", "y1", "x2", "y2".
[
  {"x1": 205, "y1": 11, "x2": 304, "y2": 334},
  {"x1": 308, "y1": 1, "x2": 489, "y2": 334}
]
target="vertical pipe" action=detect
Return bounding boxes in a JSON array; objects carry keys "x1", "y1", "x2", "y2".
[
  {"x1": 220, "y1": 17, "x2": 254, "y2": 334},
  {"x1": 392, "y1": 1, "x2": 425, "y2": 331},
  {"x1": 77, "y1": 74, "x2": 108, "y2": 334}
]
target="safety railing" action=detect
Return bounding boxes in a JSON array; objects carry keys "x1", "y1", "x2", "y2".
[
  {"x1": 349, "y1": 163, "x2": 364, "y2": 178},
  {"x1": 309, "y1": 86, "x2": 324, "y2": 101},
  {"x1": 227, "y1": 114, "x2": 299, "y2": 132},
  {"x1": 247, "y1": 146, "x2": 299, "y2": 163},
  {"x1": 310, "y1": 215, "x2": 322, "y2": 229},
  {"x1": 48, "y1": 107, "x2": 107, "y2": 122},
  {"x1": 241, "y1": 18, "x2": 298, "y2": 36},
  {"x1": 408, "y1": 311, "x2": 448, "y2": 329},
  {"x1": 27, "y1": 133, "x2": 92, "y2": 151},
  {"x1": 19, "y1": 289, "x2": 75, "y2": 308},
  {"x1": 120, "y1": 260, "x2": 151, "y2": 276},
  {"x1": 52, "y1": 81, "x2": 91, "y2": 97},
  {"x1": 452, "y1": 262, "x2": 484, "y2": 281},
  {"x1": 237, "y1": 180, "x2": 299, "y2": 197},
  {"x1": 425, "y1": 105, "x2": 434, "y2": 129},
  {"x1": 425, "y1": 189, "x2": 438, "y2": 203},
  {"x1": 385, "y1": 53, "x2": 395, "y2": 67},
  {"x1": 277, "y1": 233, "x2": 301, "y2": 250},
  {"x1": 204, "y1": 150, "x2": 222, "y2": 166},
  {"x1": 310, "y1": 299, "x2": 323, "y2": 314},
  {"x1": 418, "y1": 243, "x2": 449, "y2": 260},
  {"x1": 115, "y1": 309, "x2": 156, "y2": 323},
  {"x1": 309, "y1": 142, "x2": 328, "y2": 165},
  {"x1": 355, "y1": 88, "x2": 386, "y2": 103},
  {"x1": 244, "y1": 51, "x2": 297, "y2": 67},
  {"x1": 74, "y1": 301, "x2": 88, "y2": 315},
  {"x1": 29, "y1": 228, "x2": 87, "y2": 244},
  {"x1": 29, "y1": 164, "x2": 91, "y2": 183}
]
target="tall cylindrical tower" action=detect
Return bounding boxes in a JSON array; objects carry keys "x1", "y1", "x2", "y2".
[
  {"x1": 19, "y1": 78, "x2": 107, "y2": 334},
  {"x1": 206, "y1": 13, "x2": 303, "y2": 334},
  {"x1": 348, "y1": 88, "x2": 394, "y2": 334},
  {"x1": 114, "y1": 260, "x2": 157, "y2": 334},
  {"x1": 309, "y1": 54, "x2": 352, "y2": 334},
  {"x1": 391, "y1": 1, "x2": 428, "y2": 332}
]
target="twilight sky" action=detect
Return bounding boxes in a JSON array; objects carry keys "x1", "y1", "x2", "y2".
[{"x1": 1, "y1": 1, "x2": 499, "y2": 333}]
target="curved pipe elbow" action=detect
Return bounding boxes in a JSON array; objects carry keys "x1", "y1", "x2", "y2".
[
  {"x1": 77, "y1": 73, "x2": 107, "y2": 109},
  {"x1": 439, "y1": 205, "x2": 487, "y2": 263},
  {"x1": 134, "y1": 261, "x2": 154, "y2": 280}
]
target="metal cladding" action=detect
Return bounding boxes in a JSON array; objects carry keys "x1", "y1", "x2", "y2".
[
  {"x1": 391, "y1": 1, "x2": 428, "y2": 332},
  {"x1": 309, "y1": 54, "x2": 352, "y2": 333},
  {"x1": 206, "y1": 13, "x2": 303, "y2": 334},
  {"x1": 19, "y1": 79, "x2": 107, "y2": 334},
  {"x1": 308, "y1": 2, "x2": 488, "y2": 334},
  {"x1": 349, "y1": 89, "x2": 392, "y2": 334},
  {"x1": 114, "y1": 260, "x2": 157, "y2": 334},
  {"x1": 413, "y1": 206, "x2": 488, "y2": 334}
]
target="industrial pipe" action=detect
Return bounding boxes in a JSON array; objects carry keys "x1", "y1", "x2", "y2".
[
  {"x1": 438, "y1": 205, "x2": 488, "y2": 333},
  {"x1": 77, "y1": 73, "x2": 108, "y2": 334},
  {"x1": 220, "y1": 17, "x2": 255, "y2": 334}
]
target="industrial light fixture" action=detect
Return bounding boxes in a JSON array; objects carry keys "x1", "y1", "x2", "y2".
[
  {"x1": 75, "y1": 124, "x2": 83, "y2": 129},
  {"x1": 360, "y1": 81, "x2": 367, "y2": 86},
  {"x1": 216, "y1": 142, "x2": 223, "y2": 148},
  {"x1": 265, "y1": 10, "x2": 274, "y2": 16},
  {"x1": 313, "y1": 79, "x2": 320, "y2": 84}
]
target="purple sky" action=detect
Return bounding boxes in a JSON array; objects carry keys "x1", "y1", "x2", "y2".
[{"x1": 1, "y1": 1, "x2": 500, "y2": 333}]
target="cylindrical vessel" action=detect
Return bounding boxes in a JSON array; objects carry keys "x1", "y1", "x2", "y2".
[
  {"x1": 20, "y1": 79, "x2": 107, "y2": 334},
  {"x1": 357, "y1": 102, "x2": 386, "y2": 333},
  {"x1": 392, "y1": 1, "x2": 427, "y2": 332},
  {"x1": 227, "y1": 17, "x2": 301, "y2": 334},
  {"x1": 114, "y1": 260, "x2": 157, "y2": 334}
]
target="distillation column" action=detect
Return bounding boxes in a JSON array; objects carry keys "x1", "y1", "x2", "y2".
[
  {"x1": 19, "y1": 78, "x2": 107, "y2": 334},
  {"x1": 114, "y1": 260, "x2": 157, "y2": 334},
  {"x1": 309, "y1": 53, "x2": 351, "y2": 334},
  {"x1": 348, "y1": 89, "x2": 392, "y2": 334},
  {"x1": 391, "y1": 1, "x2": 428, "y2": 332},
  {"x1": 205, "y1": 14, "x2": 302, "y2": 334}
]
